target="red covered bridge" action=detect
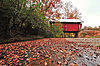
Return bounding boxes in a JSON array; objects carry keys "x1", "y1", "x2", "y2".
[{"x1": 50, "y1": 19, "x2": 83, "y2": 38}]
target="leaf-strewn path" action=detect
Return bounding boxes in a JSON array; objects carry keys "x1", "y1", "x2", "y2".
[{"x1": 0, "y1": 38, "x2": 100, "y2": 66}]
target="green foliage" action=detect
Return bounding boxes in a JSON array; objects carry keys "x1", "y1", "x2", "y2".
[
  {"x1": 0, "y1": 0, "x2": 64, "y2": 39},
  {"x1": 0, "y1": 0, "x2": 48, "y2": 38},
  {"x1": 51, "y1": 25, "x2": 64, "y2": 38}
]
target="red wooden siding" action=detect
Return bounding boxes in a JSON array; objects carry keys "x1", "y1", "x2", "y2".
[
  {"x1": 62, "y1": 24, "x2": 82, "y2": 31},
  {"x1": 63, "y1": 24, "x2": 65, "y2": 31},
  {"x1": 80, "y1": 24, "x2": 82, "y2": 29},
  {"x1": 65, "y1": 24, "x2": 67, "y2": 31},
  {"x1": 66, "y1": 24, "x2": 79, "y2": 31}
]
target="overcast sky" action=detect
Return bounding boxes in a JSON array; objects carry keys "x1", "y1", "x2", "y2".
[{"x1": 61, "y1": 0, "x2": 100, "y2": 28}]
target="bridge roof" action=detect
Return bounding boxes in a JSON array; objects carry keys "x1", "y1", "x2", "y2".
[{"x1": 50, "y1": 19, "x2": 84, "y2": 23}]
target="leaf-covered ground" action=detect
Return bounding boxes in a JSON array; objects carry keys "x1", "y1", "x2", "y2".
[{"x1": 0, "y1": 38, "x2": 100, "y2": 66}]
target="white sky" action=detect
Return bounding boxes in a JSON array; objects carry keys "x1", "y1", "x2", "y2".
[{"x1": 61, "y1": 0, "x2": 100, "y2": 28}]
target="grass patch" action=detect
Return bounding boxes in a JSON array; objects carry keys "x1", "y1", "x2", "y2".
[
  {"x1": 0, "y1": 35, "x2": 44, "y2": 44},
  {"x1": 90, "y1": 36, "x2": 100, "y2": 38},
  {"x1": 97, "y1": 46, "x2": 100, "y2": 47}
]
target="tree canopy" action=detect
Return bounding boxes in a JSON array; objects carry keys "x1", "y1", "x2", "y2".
[{"x1": 0, "y1": 0, "x2": 81, "y2": 40}]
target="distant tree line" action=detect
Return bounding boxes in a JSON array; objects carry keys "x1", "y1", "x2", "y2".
[{"x1": 83, "y1": 26, "x2": 100, "y2": 30}]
